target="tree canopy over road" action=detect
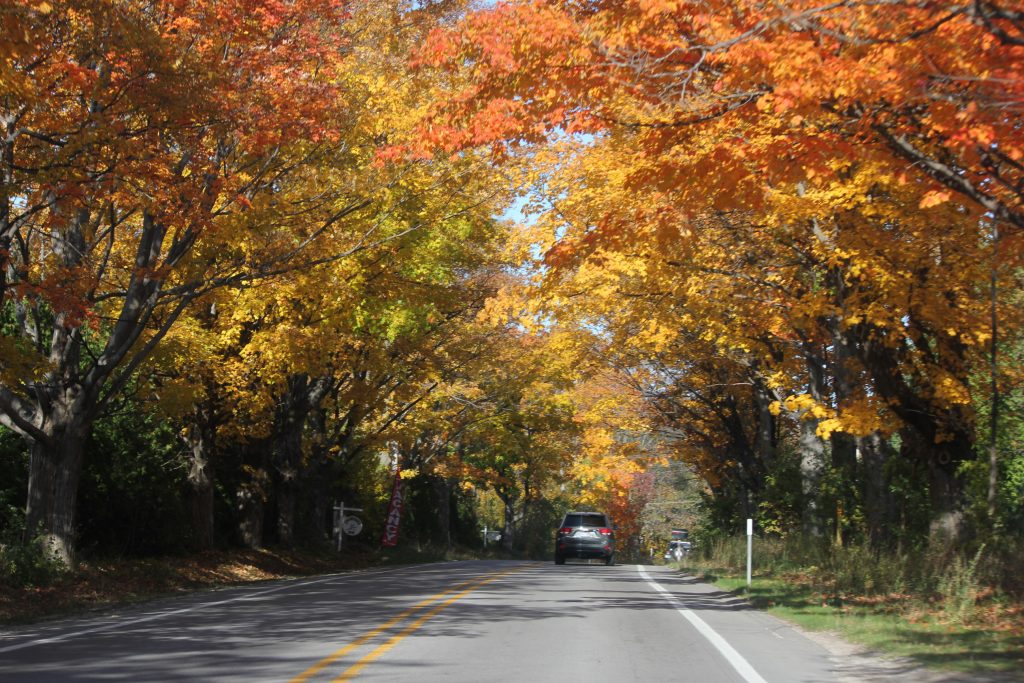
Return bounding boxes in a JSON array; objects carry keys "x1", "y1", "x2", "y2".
[{"x1": 1, "y1": 0, "x2": 1022, "y2": 601}]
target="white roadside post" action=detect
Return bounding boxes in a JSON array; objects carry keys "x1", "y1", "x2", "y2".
[{"x1": 746, "y1": 518, "x2": 753, "y2": 587}]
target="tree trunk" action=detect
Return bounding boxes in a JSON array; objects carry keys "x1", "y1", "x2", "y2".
[
  {"x1": 799, "y1": 418, "x2": 826, "y2": 536},
  {"x1": 927, "y1": 440, "x2": 969, "y2": 546},
  {"x1": 237, "y1": 483, "x2": 264, "y2": 550},
  {"x1": 273, "y1": 374, "x2": 334, "y2": 547},
  {"x1": 830, "y1": 432, "x2": 858, "y2": 545},
  {"x1": 25, "y1": 432, "x2": 86, "y2": 567},
  {"x1": 855, "y1": 265, "x2": 977, "y2": 545},
  {"x1": 499, "y1": 489, "x2": 516, "y2": 551},
  {"x1": 5, "y1": 208, "x2": 195, "y2": 566},
  {"x1": 273, "y1": 379, "x2": 307, "y2": 549},
  {"x1": 858, "y1": 433, "x2": 895, "y2": 547},
  {"x1": 189, "y1": 457, "x2": 215, "y2": 551},
  {"x1": 988, "y1": 225, "x2": 1000, "y2": 519},
  {"x1": 273, "y1": 395, "x2": 303, "y2": 548},
  {"x1": 896, "y1": 425, "x2": 969, "y2": 547},
  {"x1": 434, "y1": 475, "x2": 453, "y2": 551},
  {"x1": 799, "y1": 340, "x2": 830, "y2": 536},
  {"x1": 23, "y1": 392, "x2": 90, "y2": 568},
  {"x1": 305, "y1": 408, "x2": 334, "y2": 543},
  {"x1": 236, "y1": 439, "x2": 268, "y2": 550},
  {"x1": 830, "y1": 318, "x2": 860, "y2": 545},
  {"x1": 752, "y1": 377, "x2": 778, "y2": 470},
  {"x1": 274, "y1": 423, "x2": 300, "y2": 549},
  {"x1": 184, "y1": 413, "x2": 216, "y2": 551}
]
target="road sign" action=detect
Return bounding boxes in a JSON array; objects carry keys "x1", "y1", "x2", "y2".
[
  {"x1": 482, "y1": 525, "x2": 502, "y2": 547},
  {"x1": 333, "y1": 501, "x2": 364, "y2": 550},
  {"x1": 342, "y1": 516, "x2": 363, "y2": 536}
]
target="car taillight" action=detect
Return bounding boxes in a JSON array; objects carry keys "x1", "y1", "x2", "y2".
[
  {"x1": 559, "y1": 527, "x2": 573, "y2": 535},
  {"x1": 599, "y1": 528, "x2": 612, "y2": 536}
]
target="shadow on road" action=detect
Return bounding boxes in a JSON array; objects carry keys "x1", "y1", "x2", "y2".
[{"x1": 1, "y1": 561, "x2": 1018, "y2": 682}]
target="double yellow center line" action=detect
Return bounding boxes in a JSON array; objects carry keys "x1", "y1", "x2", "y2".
[{"x1": 290, "y1": 564, "x2": 533, "y2": 682}]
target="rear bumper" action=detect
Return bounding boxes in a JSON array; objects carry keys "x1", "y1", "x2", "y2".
[{"x1": 555, "y1": 539, "x2": 613, "y2": 558}]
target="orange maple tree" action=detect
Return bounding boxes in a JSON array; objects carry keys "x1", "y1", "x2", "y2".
[
  {"x1": 0, "y1": 0, "x2": 357, "y2": 563},
  {"x1": 416, "y1": 0, "x2": 1024, "y2": 541},
  {"x1": 418, "y1": 1, "x2": 1024, "y2": 231}
]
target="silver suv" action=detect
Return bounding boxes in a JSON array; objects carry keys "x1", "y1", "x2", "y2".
[{"x1": 554, "y1": 511, "x2": 615, "y2": 565}]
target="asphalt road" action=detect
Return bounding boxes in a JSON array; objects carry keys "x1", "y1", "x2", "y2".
[{"x1": 0, "y1": 559, "x2": 857, "y2": 682}]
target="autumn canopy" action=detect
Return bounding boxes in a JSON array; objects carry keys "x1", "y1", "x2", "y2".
[{"x1": 0, "y1": 0, "x2": 1021, "y2": 570}]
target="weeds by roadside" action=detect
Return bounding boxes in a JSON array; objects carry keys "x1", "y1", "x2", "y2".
[
  {"x1": 674, "y1": 536, "x2": 1024, "y2": 675},
  {"x1": 0, "y1": 506, "x2": 65, "y2": 589}
]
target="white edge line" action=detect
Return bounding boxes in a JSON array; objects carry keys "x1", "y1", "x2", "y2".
[
  {"x1": 637, "y1": 565, "x2": 768, "y2": 683},
  {"x1": 0, "y1": 562, "x2": 452, "y2": 654}
]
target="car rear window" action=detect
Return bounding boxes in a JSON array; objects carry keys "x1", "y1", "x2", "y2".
[{"x1": 563, "y1": 513, "x2": 608, "y2": 528}]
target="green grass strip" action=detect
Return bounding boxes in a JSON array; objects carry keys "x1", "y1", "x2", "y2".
[{"x1": 696, "y1": 568, "x2": 1024, "y2": 675}]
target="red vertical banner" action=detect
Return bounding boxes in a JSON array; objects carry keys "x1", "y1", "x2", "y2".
[{"x1": 380, "y1": 466, "x2": 405, "y2": 547}]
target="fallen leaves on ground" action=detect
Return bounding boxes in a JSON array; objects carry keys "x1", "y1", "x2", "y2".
[{"x1": 0, "y1": 548, "x2": 374, "y2": 625}]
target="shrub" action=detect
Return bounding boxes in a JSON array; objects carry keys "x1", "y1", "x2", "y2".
[
  {"x1": 936, "y1": 545, "x2": 985, "y2": 625},
  {"x1": 0, "y1": 505, "x2": 65, "y2": 587}
]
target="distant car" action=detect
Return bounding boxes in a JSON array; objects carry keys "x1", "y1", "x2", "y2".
[
  {"x1": 554, "y1": 511, "x2": 615, "y2": 565},
  {"x1": 664, "y1": 540, "x2": 691, "y2": 562}
]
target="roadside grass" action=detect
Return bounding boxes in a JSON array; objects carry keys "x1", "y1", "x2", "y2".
[{"x1": 680, "y1": 560, "x2": 1024, "y2": 675}]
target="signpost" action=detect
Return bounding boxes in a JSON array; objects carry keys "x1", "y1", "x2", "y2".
[
  {"x1": 481, "y1": 525, "x2": 501, "y2": 548},
  {"x1": 333, "y1": 501, "x2": 364, "y2": 551}
]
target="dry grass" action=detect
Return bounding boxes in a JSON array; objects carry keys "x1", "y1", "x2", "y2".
[{"x1": 696, "y1": 565, "x2": 1024, "y2": 675}]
